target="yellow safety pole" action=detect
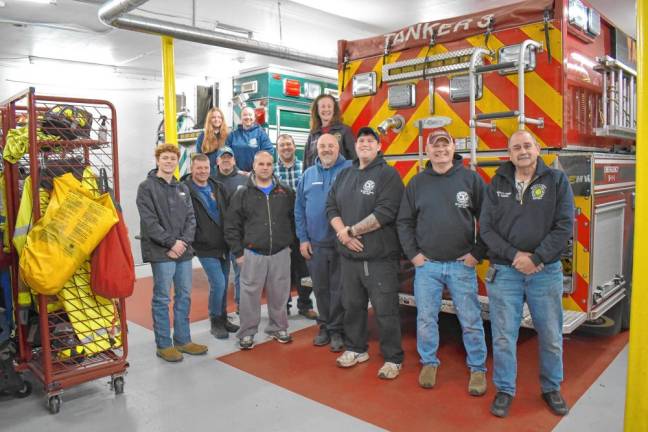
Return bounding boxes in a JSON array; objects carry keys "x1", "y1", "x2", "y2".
[
  {"x1": 624, "y1": 1, "x2": 648, "y2": 430},
  {"x1": 161, "y1": 36, "x2": 179, "y2": 177}
]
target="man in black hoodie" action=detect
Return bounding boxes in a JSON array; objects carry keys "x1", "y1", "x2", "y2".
[
  {"x1": 480, "y1": 130, "x2": 574, "y2": 418},
  {"x1": 183, "y1": 154, "x2": 239, "y2": 339},
  {"x1": 397, "y1": 129, "x2": 488, "y2": 395},
  {"x1": 136, "y1": 144, "x2": 207, "y2": 362},
  {"x1": 326, "y1": 127, "x2": 404, "y2": 380}
]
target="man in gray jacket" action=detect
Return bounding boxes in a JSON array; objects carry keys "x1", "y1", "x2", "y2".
[{"x1": 136, "y1": 143, "x2": 208, "y2": 362}]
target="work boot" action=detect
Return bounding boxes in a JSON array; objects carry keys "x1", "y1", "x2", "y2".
[
  {"x1": 210, "y1": 317, "x2": 229, "y2": 340},
  {"x1": 156, "y1": 347, "x2": 183, "y2": 363},
  {"x1": 542, "y1": 390, "x2": 570, "y2": 416},
  {"x1": 329, "y1": 333, "x2": 345, "y2": 353},
  {"x1": 313, "y1": 327, "x2": 330, "y2": 346},
  {"x1": 224, "y1": 317, "x2": 240, "y2": 333},
  {"x1": 490, "y1": 392, "x2": 513, "y2": 418},
  {"x1": 175, "y1": 342, "x2": 208, "y2": 355},
  {"x1": 299, "y1": 309, "x2": 318, "y2": 320},
  {"x1": 468, "y1": 371, "x2": 487, "y2": 396},
  {"x1": 419, "y1": 365, "x2": 438, "y2": 389}
]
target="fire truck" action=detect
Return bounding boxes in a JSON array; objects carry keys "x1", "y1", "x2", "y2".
[{"x1": 337, "y1": 0, "x2": 636, "y2": 334}]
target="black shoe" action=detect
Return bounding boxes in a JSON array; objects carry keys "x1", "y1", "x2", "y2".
[
  {"x1": 542, "y1": 390, "x2": 569, "y2": 416},
  {"x1": 224, "y1": 317, "x2": 240, "y2": 333},
  {"x1": 490, "y1": 392, "x2": 513, "y2": 418},
  {"x1": 313, "y1": 327, "x2": 330, "y2": 346},
  {"x1": 210, "y1": 317, "x2": 229, "y2": 339},
  {"x1": 329, "y1": 333, "x2": 345, "y2": 353}
]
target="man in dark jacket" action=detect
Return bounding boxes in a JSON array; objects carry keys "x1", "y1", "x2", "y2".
[
  {"x1": 225, "y1": 151, "x2": 295, "y2": 350},
  {"x1": 480, "y1": 130, "x2": 574, "y2": 418},
  {"x1": 326, "y1": 127, "x2": 404, "y2": 380},
  {"x1": 295, "y1": 133, "x2": 351, "y2": 351},
  {"x1": 397, "y1": 129, "x2": 487, "y2": 395},
  {"x1": 183, "y1": 153, "x2": 239, "y2": 339},
  {"x1": 136, "y1": 143, "x2": 208, "y2": 362},
  {"x1": 214, "y1": 146, "x2": 247, "y2": 312}
]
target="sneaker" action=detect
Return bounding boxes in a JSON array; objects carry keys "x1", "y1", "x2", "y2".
[
  {"x1": 210, "y1": 317, "x2": 229, "y2": 340},
  {"x1": 378, "y1": 362, "x2": 402, "y2": 380},
  {"x1": 542, "y1": 390, "x2": 570, "y2": 416},
  {"x1": 329, "y1": 333, "x2": 345, "y2": 353},
  {"x1": 175, "y1": 342, "x2": 208, "y2": 355},
  {"x1": 336, "y1": 350, "x2": 369, "y2": 368},
  {"x1": 299, "y1": 309, "x2": 318, "y2": 320},
  {"x1": 269, "y1": 330, "x2": 292, "y2": 344},
  {"x1": 490, "y1": 392, "x2": 513, "y2": 418},
  {"x1": 224, "y1": 317, "x2": 240, "y2": 333},
  {"x1": 156, "y1": 347, "x2": 183, "y2": 362},
  {"x1": 313, "y1": 327, "x2": 330, "y2": 346},
  {"x1": 419, "y1": 365, "x2": 438, "y2": 388},
  {"x1": 239, "y1": 335, "x2": 255, "y2": 350},
  {"x1": 468, "y1": 371, "x2": 487, "y2": 396}
]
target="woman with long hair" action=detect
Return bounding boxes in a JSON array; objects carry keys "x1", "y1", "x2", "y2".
[
  {"x1": 303, "y1": 94, "x2": 356, "y2": 169},
  {"x1": 196, "y1": 107, "x2": 229, "y2": 175}
]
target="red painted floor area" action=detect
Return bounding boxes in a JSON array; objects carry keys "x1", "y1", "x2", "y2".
[{"x1": 219, "y1": 309, "x2": 628, "y2": 432}]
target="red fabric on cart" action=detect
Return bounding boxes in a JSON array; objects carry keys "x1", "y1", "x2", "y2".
[{"x1": 219, "y1": 309, "x2": 628, "y2": 432}]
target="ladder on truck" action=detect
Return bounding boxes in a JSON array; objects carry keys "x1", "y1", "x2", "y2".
[{"x1": 593, "y1": 55, "x2": 637, "y2": 139}]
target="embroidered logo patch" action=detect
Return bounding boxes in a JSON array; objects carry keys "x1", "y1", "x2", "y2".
[
  {"x1": 455, "y1": 191, "x2": 470, "y2": 208},
  {"x1": 496, "y1": 191, "x2": 512, "y2": 198},
  {"x1": 249, "y1": 137, "x2": 258, "y2": 148},
  {"x1": 361, "y1": 180, "x2": 376, "y2": 195},
  {"x1": 531, "y1": 184, "x2": 547, "y2": 200}
]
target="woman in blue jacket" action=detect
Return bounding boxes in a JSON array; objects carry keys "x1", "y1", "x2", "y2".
[
  {"x1": 225, "y1": 106, "x2": 274, "y2": 172},
  {"x1": 195, "y1": 107, "x2": 229, "y2": 175}
]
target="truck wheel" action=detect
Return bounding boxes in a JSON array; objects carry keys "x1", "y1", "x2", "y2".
[{"x1": 579, "y1": 301, "x2": 623, "y2": 337}]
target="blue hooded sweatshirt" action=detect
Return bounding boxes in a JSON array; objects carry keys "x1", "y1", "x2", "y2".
[
  {"x1": 295, "y1": 154, "x2": 351, "y2": 247},
  {"x1": 224, "y1": 123, "x2": 274, "y2": 172}
]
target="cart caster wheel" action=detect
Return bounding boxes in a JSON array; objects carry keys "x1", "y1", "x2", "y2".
[
  {"x1": 113, "y1": 377, "x2": 124, "y2": 395},
  {"x1": 14, "y1": 380, "x2": 32, "y2": 399},
  {"x1": 48, "y1": 395, "x2": 61, "y2": 414}
]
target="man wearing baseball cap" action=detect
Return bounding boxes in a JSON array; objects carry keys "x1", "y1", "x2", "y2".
[
  {"x1": 397, "y1": 129, "x2": 488, "y2": 394},
  {"x1": 326, "y1": 126, "x2": 405, "y2": 379}
]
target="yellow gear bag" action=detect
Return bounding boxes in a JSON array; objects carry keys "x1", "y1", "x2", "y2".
[{"x1": 20, "y1": 173, "x2": 118, "y2": 295}]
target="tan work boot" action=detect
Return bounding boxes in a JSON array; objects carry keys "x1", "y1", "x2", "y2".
[
  {"x1": 175, "y1": 342, "x2": 208, "y2": 355},
  {"x1": 469, "y1": 371, "x2": 487, "y2": 396},
  {"x1": 419, "y1": 365, "x2": 438, "y2": 388},
  {"x1": 156, "y1": 347, "x2": 183, "y2": 362}
]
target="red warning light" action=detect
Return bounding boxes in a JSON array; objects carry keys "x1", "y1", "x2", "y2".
[{"x1": 283, "y1": 79, "x2": 301, "y2": 97}]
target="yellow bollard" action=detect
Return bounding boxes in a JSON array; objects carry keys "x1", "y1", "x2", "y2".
[
  {"x1": 624, "y1": 1, "x2": 648, "y2": 430},
  {"x1": 161, "y1": 35, "x2": 179, "y2": 177}
]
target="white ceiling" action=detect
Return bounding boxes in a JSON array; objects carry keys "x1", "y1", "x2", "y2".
[{"x1": 0, "y1": 0, "x2": 638, "y2": 81}]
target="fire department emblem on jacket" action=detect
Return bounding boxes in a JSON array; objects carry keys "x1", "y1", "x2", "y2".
[
  {"x1": 361, "y1": 180, "x2": 376, "y2": 195},
  {"x1": 531, "y1": 184, "x2": 547, "y2": 200},
  {"x1": 455, "y1": 191, "x2": 470, "y2": 208}
]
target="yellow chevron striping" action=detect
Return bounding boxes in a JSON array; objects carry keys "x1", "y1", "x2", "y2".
[
  {"x1": 562, "y1": 295, "x2": 584, "y2": 312},
  {"x1": 342, "y1": 52, "x2": 402, "y2": 127},
  {"x1": 402, "y1": 162, "x2": 420, "y2": 185},
  {"x1": 339, "y1": 59, "x2": 363, "y2": 93},
  {"x1": 520, "y1": 22, "x2": 562, "y2": 64}
]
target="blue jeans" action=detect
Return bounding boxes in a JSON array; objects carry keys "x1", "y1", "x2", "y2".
[
  {"x1": 222, "y1": 253, "x2": 241, "y2": 310},
  {"x1": 487, "y1": 261, "x2": 564, "y2": 396},
  {"x1": 151, "y1": 259, "x2": 193, "y2": 349},
  {"x1": 198, "y1": 257, "x2": 226, "y2": 318},
  {"x1": 414, "y1": 260, "x2": 487, "y2": 372}
]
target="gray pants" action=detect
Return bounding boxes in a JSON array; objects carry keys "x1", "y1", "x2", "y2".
[{"x1": 237, "y1": 247, "x2": 291, "y2": 338}]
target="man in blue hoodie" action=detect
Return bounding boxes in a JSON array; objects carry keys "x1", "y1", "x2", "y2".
[
  {"x1": 295, "y1": 134, "x2": 351, "y2": 352},
  {"x1": 397, "y1": 129, "x2": 487, "y2": 395},
  {"x1": 225, "y1": 107, "x2": 275, "y2": 172}
]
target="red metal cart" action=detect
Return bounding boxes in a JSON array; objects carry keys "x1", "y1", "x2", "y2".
[{"x1": 0, "y1": 87, "x2": 129, "y2": 414}]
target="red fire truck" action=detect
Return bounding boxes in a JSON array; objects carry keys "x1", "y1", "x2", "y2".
[{"x1": 337, "y1": 0, "x2": 636, "y2": 334}]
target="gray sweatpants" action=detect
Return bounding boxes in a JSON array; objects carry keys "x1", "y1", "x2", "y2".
[{"x1": 237, "y1": 247, "x2": 291, "y2": 338}]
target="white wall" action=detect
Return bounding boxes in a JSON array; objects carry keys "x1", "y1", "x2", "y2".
[{"x1": 0, "y1": 62, "x2": 233, "y2": 270}]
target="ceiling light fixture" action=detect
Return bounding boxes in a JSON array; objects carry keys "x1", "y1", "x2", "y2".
[{"x1": 16, "y1": 0, "x2": 57, "y2": 4}]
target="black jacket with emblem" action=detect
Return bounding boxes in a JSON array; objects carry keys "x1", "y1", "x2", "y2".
[
  {"x1": 397, "y1": 155, "x2": 487, "y2": 262},
  {"x1": 181, "y1": 175, "x2": 229, "y2": 259},
  {"x1": 224, "y1": 174, "x2": 295, "y2": 258},
  {"x1": 326, "y1": 153, "x2": 404, "y2": 261},
  {"x1": 480, "y1": 157, "x2": 574, "y2": 266},
  {"x1": 136, "y1": 169, "x2": 196, "y2": 263}
]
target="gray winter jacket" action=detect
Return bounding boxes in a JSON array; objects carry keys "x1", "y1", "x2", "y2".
[{"x1": 136, "y1": 169, "x2": 196, "y2": 263}]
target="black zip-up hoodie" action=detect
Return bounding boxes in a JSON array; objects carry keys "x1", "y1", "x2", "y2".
[
  {"x1": 480, "y1": 157, "x2": 574, "y2": 266},
  {"x1": 326, "y1": 153, "x2": 404, "y2": 260},
  {"x1": 224, "y1": 174, "x2": 295, "y2": 258},
  {"x1": 181, "y1": 174, "x2": 229, "y2": 259},
  {"x1": 136, "y1": 169, "x2": 195, "y2": 263},
  {"x1": 215, "y1": 166, "x2": 247, "y2": 197},
  {"x1": 397, "y1": 155, "x2": 487, "y2": 261}
]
